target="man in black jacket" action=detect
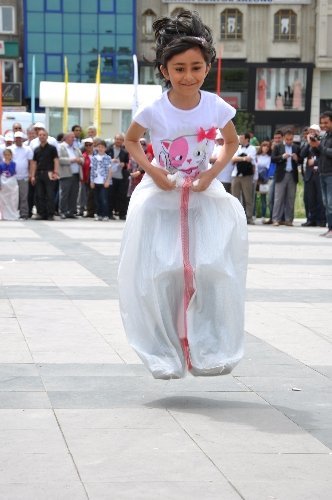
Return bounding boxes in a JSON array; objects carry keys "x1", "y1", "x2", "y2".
[
  {"x1": 300, "y1": 124, "x2": 326, "y2": 227},
  {"x1": 310, "y1": 111, "x2": 332, "y2": 238},
  {"x1": 106, "y1": 133, "x2": 129, "y2": 220},
  {"x1": 271, "y1": 130, "x2": 299, "y2": 226}
]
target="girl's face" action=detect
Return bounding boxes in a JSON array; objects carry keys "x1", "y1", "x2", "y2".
[
  {"x1": 3, "y1": 150, "x2": 12, "y2": 162},
  {"x1": 161, "y1": 48, "x2": 210, "y2": 96},
  {"x1": 262, "y1": 144, "x2": 269, "y2": 153}
]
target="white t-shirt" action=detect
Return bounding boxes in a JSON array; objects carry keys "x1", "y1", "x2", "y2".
[
  {"x1": 9, "y1": 144, "x2": 33, "y2": 180},
  {"x1": 134, "y1": 90, "x2": 235, "y2": 178}
]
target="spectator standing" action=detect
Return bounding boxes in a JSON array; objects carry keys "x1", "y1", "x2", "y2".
[
  {"x1": 30, "y1": 130, "x2": 59, "y2": 220},
  {"x1": 0, "y1": 148, "x2": 19, "y2": 220},
  {"x1": 58, "y1": 132, "x2": 84, "y2": 219},
  {"x1": 210, "y1": 131, "x2": 232, "y2": 193},
  {"x1": 263, "y1": 130, "x2": 284, "y2": 224},
  {"x1": 310, "y1": 111, "x2": 332, "y2": 238},
  {"x1": 231, "y1": 132, "x2": 257, "y2": 224},
  {"x1": 72, "y1": 124, "x2": 82, "y2": 148},
  {"x1": 80, "y1": 138, "x2": 95, "y2": 217},
  {"x1": 300, "y1": 124, "x2": 326, "y2": 227},
  {"x1": 9, "y1": 131, "x2": 33, "y2": 220},
  {"x1": 107, "y1": 133, "x2": 129, "y2": 220},
  {"x1": 255, "y1": 141, "x2": 271, "y2": 220},
  {"x1": 30, "y1": 123, "x2": 58, "y2": 152},
  {"x1": 90, "y1": 140, "x2": 112, "y2": 221},
  {"x1": 271, "y1": 130, "x2": 299, "y2": 226}
]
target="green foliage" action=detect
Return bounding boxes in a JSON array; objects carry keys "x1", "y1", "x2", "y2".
[{"x1": 234, "y1": 111, "x2": 255, "y2": 134}]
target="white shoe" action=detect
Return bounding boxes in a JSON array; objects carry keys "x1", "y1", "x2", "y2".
[{"x1": 102, "y1": 216, "x2": 109, "y2": 221}]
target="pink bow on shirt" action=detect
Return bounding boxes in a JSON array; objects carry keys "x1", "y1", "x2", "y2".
[{"x1": 197, "y1": 127, "x2": 217, "y2": 142}]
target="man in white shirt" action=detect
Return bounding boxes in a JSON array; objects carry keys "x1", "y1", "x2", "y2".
[
  {"x1": 58, "y1": 132, "x2": 84, "y2": 218},
  {"x1": 231, "y1": 132, "x2": 257, "y2": 224},
  {"x1": 9, "y1": 131, "x2": 33, "y2": 219},
  {"x1": 29, "y1": 122, "x2": 58, "y2": 151}
]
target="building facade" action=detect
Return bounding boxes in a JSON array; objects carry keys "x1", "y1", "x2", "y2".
[
  {"x1": 0, "y1": 0, "x2": 23, "y2": 108},
  {"x1": 23, "y1": 0, "x2": 136, "y2": 103},
  {"x1": 312, "y1": 0, "x2": 332, "y2": 121},
  {"x1": 2, "y1": 0, "x2": 332, "y2": 138},
  {"x1": 137, "y1": 0, "x2": 325, "y2": 138}
]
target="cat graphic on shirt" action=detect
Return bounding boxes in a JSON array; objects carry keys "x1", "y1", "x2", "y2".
[{"x1": 159, "y1": 127, "x2": 217, "y2": 177}]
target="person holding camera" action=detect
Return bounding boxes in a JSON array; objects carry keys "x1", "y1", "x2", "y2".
[
  {"x1": 300, "y1": 124, "x2": 326, "y2": 227},
  {"x1": 231, "y1": 132, "x2": 257, "y2": 224},
  {"x1": 309, "y1": 111, "x2": 332, "y2": 238},
  {"x1": 271, "y1": 129, "x2": 299, "y2": 226}
]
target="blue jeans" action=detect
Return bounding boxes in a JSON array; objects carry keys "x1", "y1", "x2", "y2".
[
  {"x1": 320, "y1": 174, "x2": 332, "y2": 229},
  {"x1": 93, "y1": 184, "x2": 109, "y2": 217}
]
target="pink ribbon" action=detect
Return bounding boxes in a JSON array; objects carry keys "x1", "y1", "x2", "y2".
[
  {"x1": 197, "y1": 127, "x2": 217, "y2": 142},
  {"x1": 180, "y1": 177, "x2": 195, "y2": 370}
]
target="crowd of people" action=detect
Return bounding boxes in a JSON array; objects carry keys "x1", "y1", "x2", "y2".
[
  {"x1": 0, "y1": 110, "x2": 331, "y2": 239},
  {"x1": 210, "y1": 110, "x2": 332, "y2": 238},
  {"x1": 0, "y1": 122, "x2": 149, "y2": 222}
]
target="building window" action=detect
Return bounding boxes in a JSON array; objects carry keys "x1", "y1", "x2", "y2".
[
  {"x1": 274, "y1": 10, "x2": 297, "y2": 41},
  {"x1": 98, "y1": 0, "x2": 115, "y2": 13},
  {"x1": 1, "y1": 60, "x2": 16, "y2": 82},
  {"x1": 220, "y1": 9, "x2": 242, "y2": 40},
  {"x1": 45, "y1": 0, "x2": 62, "y2": 12},
  {"x1": 142, "y1": 10, "x2": 156, "y2": 37},
  {"x1": 46, "y1": 54, "x2": 62, "y2": 74},
  {"x1": 0, "y1": 6, "x2": 15, "y2": 34}
]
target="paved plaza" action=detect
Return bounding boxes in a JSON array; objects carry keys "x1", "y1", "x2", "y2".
[{"x1": 0, "y1": 217, "x2": 332, "y2": 499}]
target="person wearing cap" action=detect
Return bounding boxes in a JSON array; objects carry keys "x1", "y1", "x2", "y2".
[
  {"x1": 29, "y1": 122, "x2": 58, "y2": 152},
  {"x1": 30, "y1": 129, "x2": 59, "y2": 220},
  {"x1": 0, "y1": 133, "x2": 14, "y2": 161},
  {"x1": 9, "y1": 131, "x2": 33, "y2": 220},
  {"x1": 310, "y1": 110, "x2": 332, "y2": 238},
  {"x1": 299, "y1": 124, "x2": 326, "y2": 227}
]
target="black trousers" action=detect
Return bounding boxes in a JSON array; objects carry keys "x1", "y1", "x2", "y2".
[
  {"x1": 109, "y1": 178, "x2": 129, "y2": 218},
  {"x1": 35, "y1": 171, "x2": 55, "y2": 218},
  {"x1": 306, "y1": 172, "x2": 326, "y2": 224}
]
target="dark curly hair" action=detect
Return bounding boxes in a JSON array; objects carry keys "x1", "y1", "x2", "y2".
[{"x1": 153, "y1": 10, "x2": 216, "y2": 88}]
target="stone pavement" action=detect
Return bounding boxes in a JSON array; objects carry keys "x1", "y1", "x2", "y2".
[{"x1": 0, "y1": 217, "x2": 331, "y2": 500}]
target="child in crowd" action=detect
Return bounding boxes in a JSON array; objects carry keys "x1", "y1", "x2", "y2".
[
  {"x1": 255, "y1": 141, "x2": 271, "y2": 219},
  {"x1": 90, "y1": 140, "x2": 112, "y2": 221},
  {"x1": 0, "y1": 148, "x2": 19, "y2": 220},
  {"x1": 118, "y1": 10, "x2": 248, "y2": 379}
]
